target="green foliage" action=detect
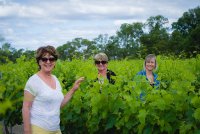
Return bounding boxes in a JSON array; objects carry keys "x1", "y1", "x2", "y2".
[
  {"x1": 0, "y1": 55, "x2": 200, "y2": 133},
  {"x1": 57, "y1": 55, "x2": 199, "y2": 133},
  {"x1": 0, "y1": 56, "x2": 37, "y2": 129}
]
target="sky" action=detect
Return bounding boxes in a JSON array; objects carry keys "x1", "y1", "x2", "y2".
[{"x1": 0, "y1": 0, "x2": 199, "y2": 50}]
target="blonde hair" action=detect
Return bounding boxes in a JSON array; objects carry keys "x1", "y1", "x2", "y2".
[
  {"x1": 94, "y1": 53, "x2": 108, "y2": 61},
  {"x1": 143, "y1": 54, "x2": 158, "y2": 70}
]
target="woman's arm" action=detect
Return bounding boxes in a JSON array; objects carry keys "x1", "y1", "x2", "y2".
[
  {"x1": 22, "y1": 91, "x2": 34, "y2": 134},
  {"x1": 61, "y1": 77, "x2": 84, "y2": 108}
]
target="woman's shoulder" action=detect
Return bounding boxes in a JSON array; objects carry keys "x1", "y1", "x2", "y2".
[
  {"x1": 51, "y1": 74, "x2": 57, "y2": 78},
  {"x1": 28, "y1": 74, "x2": 38, "y2": 81},
  {"x1": 137, "y1": 70, "x2": 146, "y2": 75},
  {"x1": 51, "y1": 74, "x2": 60, "y2": 82},
  {"x1": 107, "y1": 69, "x2": 116, "y2": 76}
]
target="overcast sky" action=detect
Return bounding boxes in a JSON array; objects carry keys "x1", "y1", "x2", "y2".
[{"x1": 0, "y1": 0, "x2": 199, "y2": 50}]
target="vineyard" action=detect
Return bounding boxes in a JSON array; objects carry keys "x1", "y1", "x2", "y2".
[{"x1": 0, "y1": 55, "x2": 200, "y2": 134}]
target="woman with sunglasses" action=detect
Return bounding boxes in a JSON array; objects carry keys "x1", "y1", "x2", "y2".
[
  {"x1": 94, "y1": 53, "x2": 116, "y2": 85},
  {"x1": 22, "y1": 45, "x2": 84, "y2": 134}
]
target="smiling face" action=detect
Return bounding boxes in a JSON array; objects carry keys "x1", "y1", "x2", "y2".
[
  {"x1": 39, "y1": 53, "x2": 56, "y2": 73},
  {"x1": 94, "y1": 53, "x2": 108, "y2": 72},
  {"x1": 145, "y1": 57, "x2": 156, "y2": 71},
  {"x1": 36, "y1": 45, "x2": 58, "y2": 70}
]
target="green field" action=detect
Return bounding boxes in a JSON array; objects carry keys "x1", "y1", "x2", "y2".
[{"x1": 0, "y1": 55, "x2": 200, "y2": 133}]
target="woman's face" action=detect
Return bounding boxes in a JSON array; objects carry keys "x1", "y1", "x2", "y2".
[
  {"x1": 145, "y1": 58, "x2": 156, "y2": 71},
  {"x1": 39, "y1": 53, "x2": 56, "y2": 73},
  {"x1": 95, "y1": 60, "x2": 108, "y2": 71}
]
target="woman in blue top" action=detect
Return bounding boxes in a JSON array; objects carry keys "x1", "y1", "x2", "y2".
[{"x1": 137, "y1": 54, "x2": 159, "y2": 88}]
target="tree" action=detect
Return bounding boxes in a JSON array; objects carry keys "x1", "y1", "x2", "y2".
[
  {"x1": 172, "y1": 6, "x2": 200, "y2": 36},
  {"x1": 80, "y1": 38, "x2": 97, "y2": 59},
  {"x1": 116, "y1": 22, "x2": 144, "y2": 58},
  {"x1": 140, "y1": 15, "x2": 169, "y2": 55},
  {"x1": 93, "y1": 34, "x2": 109, "y2": 52},
  {"x1": 0, "y1": 43, "x2": 30, "y2": 63},
  {"x1": 169, "y1": 30, "x2": 185, "y2": 55},
  {"x1": 104, "y1": 36, "x2": 120, "y2": 60},
  {"x1": 57, "y1": 42, "x2": 75, "y2": 61},
  {"x1": 0, "y1": 43, "x2": 13, "y2": 63},
  {"x1": 187, "y1": 25, "x2": 200, "y2": 55},
  {"x1": 57, "y1": 38, "x2": 96, "y2": 60},
  {"x1": 171, "y1": 6, "x2": 200, "y2": 57},
  {"x1": 22, "y1": 50, "x2": 35, "y2": 60}
]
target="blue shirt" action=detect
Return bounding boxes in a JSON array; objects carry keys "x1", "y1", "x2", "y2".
[
  {"x1": 137, "y1": 70, "x2": 160, "y2": 88},
  {"x1": 136, "y1": 70, "x2": 160, "y2": 101}
]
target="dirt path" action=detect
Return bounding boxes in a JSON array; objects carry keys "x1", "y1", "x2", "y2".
[{"x1": 0, "y1": 122, "x2": 23, "y2": 134}]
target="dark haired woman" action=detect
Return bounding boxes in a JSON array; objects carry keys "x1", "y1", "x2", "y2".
[{"x1": 22, "y1": 45, "x2": 84, "y2": 134}]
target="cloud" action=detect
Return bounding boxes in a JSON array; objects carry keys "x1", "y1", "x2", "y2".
[
  {"x1": 0, "y1": 0, "x2": 199, "y2": 50},
  {"x1": 0, "y1": 2, "x2": 47, "y2": 19}
]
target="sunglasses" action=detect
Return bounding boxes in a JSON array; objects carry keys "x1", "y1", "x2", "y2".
[
  {"x1": 41, "y1": 57, "x2": 56, "y2": 62},
  {"x1": 95, "y1": 61, "x2": 107, "y2": 64}
]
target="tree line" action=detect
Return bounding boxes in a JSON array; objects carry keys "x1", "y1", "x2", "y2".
[{"x1": 0, "y1": 6, "x2": 199, "y2": 63}]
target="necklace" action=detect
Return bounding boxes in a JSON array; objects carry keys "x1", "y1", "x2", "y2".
[{"x1": 98, "y1": 76, "x2": 104, "y2": 93}]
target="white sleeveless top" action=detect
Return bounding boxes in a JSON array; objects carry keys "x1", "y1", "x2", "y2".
[{"x1": 25, "y1": 74, "x2": 64, "y2": 131}]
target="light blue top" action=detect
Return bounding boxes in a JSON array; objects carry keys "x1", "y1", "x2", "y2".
[
  {"x1": 137, "y1": 70, "x2": 160, "y2": 87},
  {"x1": 136, "y1": 70, "x2": 160, "y2": 100}
]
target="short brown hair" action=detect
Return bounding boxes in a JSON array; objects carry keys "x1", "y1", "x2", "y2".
[{"x1": 35, "y1": 45, "x2": 58, "y2": 67}]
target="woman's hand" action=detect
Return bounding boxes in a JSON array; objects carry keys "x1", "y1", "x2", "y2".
[
  {"x1": 72, "y1": 77, "x2": 85, "y2": 91},
  {"x1": 61, "y1": 77, "x2": 85, "y2": 107}
]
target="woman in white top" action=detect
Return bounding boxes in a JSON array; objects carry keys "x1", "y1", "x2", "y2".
[{"x1": 22, "y1": 45, "x2": 84, "y2": 134}]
